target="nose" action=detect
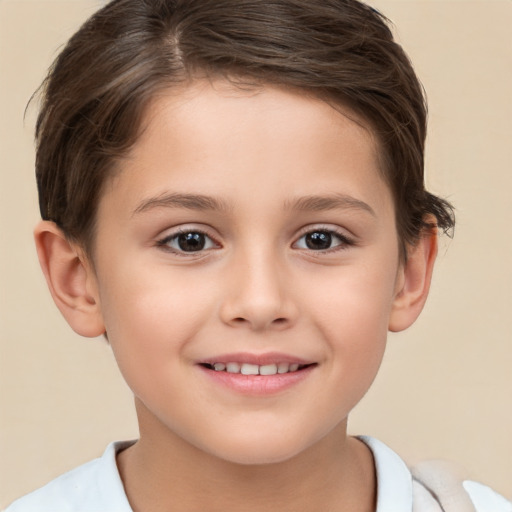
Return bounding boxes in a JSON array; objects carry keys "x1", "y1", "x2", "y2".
[{"x1": 219, "y1": 248, "x2": 298, "y2": 332}]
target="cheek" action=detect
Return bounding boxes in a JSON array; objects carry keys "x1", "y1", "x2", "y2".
[
  {"x1": 308, "y1": 257, "x2": 398, "y2": 335},
  {"x1": 303, "y1": 258, "x2": 397, "y2": 385},
  {"x1": 95, "y1": 264, "x2": 215, "y2": 372}
]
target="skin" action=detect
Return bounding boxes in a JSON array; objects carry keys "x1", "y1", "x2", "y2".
[{"x1": 35, "y1": 81, "x2": 437, "y2": 511}]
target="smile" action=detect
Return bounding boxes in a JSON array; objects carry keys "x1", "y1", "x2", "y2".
[
  {"x1": 198, "y1": 356, "x2": 317, "y2": 395},
  {"x1": 201, "y1": 362, "x2": 311, "y2": 375}
]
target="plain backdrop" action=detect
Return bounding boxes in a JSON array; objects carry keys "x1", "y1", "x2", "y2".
[{"x1": 1, "y1": 0, "x2": 511, "y2": 507}]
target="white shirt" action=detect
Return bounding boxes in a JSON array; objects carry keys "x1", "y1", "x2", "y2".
[{"x1": 5, "y1": 437, "x2": 511, "y2": 512}]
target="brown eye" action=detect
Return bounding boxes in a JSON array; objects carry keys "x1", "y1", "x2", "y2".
[
  {"x1": 159, "y1": 230, "x2": 217, "y2": 253},
  {"x1": 305, "y1": 231, "x2": 332, "y2": 250},
  {"x1": 177, "y1": 232, "x2": 207, "y2": 252},
  {"x1": 294, "y1": 229, "x2": 353, "y2": 252}
]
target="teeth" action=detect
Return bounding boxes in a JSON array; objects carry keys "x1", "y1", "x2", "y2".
[
  {"x1": 240, "y1": 363, "x2": 259, "y2": 375},
  {"x1": 226, "y1": 362, "x2": 241, "y2": 373},
  {"x1": 277, "y1": 363, "x2": 290, "y2": 374},
  {"x1": 259, "y1": 364, "x2": 278, "y2": 376},
  {"x1": 209, "y1": 362, "x2": 306, "y2": 375}
]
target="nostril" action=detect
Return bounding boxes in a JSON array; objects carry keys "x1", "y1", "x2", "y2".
[{"x1": 224, "y1": 308, "x2": 294, "y2": 330}]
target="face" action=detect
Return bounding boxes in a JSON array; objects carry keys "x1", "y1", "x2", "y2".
[{"x1": 90, "y1": 81, "x2": 404, "y2": 464}]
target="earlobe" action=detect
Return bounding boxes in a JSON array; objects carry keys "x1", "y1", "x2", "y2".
[
  {"x1": 34, "y1": 221, "x2": 105, "y2": 338},
  {"x1": 388, "y1": 225, "x2": 438, "y2": 332}
]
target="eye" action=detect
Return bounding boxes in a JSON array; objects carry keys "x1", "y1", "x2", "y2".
[
  {"x1": 294, "y1": 229, "x2": 352, "y2": 251},
  {"x1": 158, "y1": 230, "x2": 217, "y2": 253}
]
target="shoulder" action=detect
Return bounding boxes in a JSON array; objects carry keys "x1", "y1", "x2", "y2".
[
  {"x1": 411, "y1": 458, "x2": 512, "y2": 512},
  {"x1": 359, "y1": 436, "x2": 512, "y2": 512},
  {"x1": 4, "y1": 441, "x2": 134, "y2": 512},
  {"x1": 463, "y1": 481, "x2": 512, "y2": 512}
]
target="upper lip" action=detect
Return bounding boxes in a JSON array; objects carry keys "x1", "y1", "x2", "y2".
[{"x1": 198, "y1": 352, "x2": 315, "y2": 366}]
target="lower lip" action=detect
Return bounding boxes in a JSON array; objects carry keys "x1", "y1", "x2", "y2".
[{"x1": 198, "y1": 365, "x2": 316, "y2": 395}]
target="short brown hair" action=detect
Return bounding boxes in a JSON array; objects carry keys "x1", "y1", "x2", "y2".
[{"x1": 34, "y1": 0, "x2": 454, "y2": 254}]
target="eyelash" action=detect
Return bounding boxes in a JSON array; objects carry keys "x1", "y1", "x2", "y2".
[
  {"x1": 293, "y1": 227, "x2": 355, "y2": 253},
  {"x1": 156, "y1": 228, "x2": 219, "y2": 257},
  {"x1": 155, "y1": 226, "x2": 355, "y2": 257}
]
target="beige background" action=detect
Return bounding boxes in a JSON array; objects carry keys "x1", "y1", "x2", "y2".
[{"x1": 0, "y1": 0, "x2": 510, "y2": 507}]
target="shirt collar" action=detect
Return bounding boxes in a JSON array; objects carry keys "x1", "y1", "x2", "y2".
[
  {"x1": 109, "y1": 437, "x2": 413, "y2": 512},
  {"x1": 358, "y1": 436, "x2": 413, "y2": 512}
]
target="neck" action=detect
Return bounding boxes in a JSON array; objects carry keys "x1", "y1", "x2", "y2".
[{"x1": 117, "y1": 403, "x2": 376, "y2": 512}]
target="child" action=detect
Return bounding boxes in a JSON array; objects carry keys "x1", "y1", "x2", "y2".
[{"x1": 6, "y1": 0, "x2": 511, "y2": 510}]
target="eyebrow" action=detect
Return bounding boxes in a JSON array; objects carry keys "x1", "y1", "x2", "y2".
[
  {"x1": 133, "y1": 193, "x2": 231, "y2": 215},
  {"x1": 286, "y1": 194, "x2": 376, "y2": 216},
  {"x1": 133, "y1": 191, "x2": 375, "y2": 217}
]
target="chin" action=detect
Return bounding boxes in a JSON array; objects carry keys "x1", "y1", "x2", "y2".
[
  {"x1": 198, "y1": 428, "x2": 317, "y2": 466},
  {"x1": 214, "y1": 445, "x2": 303, "y2": 466}
]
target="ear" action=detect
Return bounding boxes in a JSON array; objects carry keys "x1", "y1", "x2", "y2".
[
  {"x1": 34, "y1": 221, "x2": 105, "y2": 337},
  {"x1": 388, "y1": 224, "x2": 438, "y2": 332}
]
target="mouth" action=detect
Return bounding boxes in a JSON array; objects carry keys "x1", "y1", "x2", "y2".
[
  {"x1": 200, "y1": 362, "x2": 314, "y2": 375},
  {"x1": 197, "y1": 354, "x2": 317, "y2": 395}
]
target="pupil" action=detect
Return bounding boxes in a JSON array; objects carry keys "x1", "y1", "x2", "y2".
[
  {"x1": 178, "y1": 232, "x2": 205, "y2": 252},
  {"x1": 306, "y1": 231, "x2": 331, "y2": 250}
]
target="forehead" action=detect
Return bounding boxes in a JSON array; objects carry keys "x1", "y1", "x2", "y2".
[
  {"x1": 140, "y1": 79, "x2": 377, "y2": 148},
  {"x1": 102, "y1": 80, "x2": 393, "y2": 222}
]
